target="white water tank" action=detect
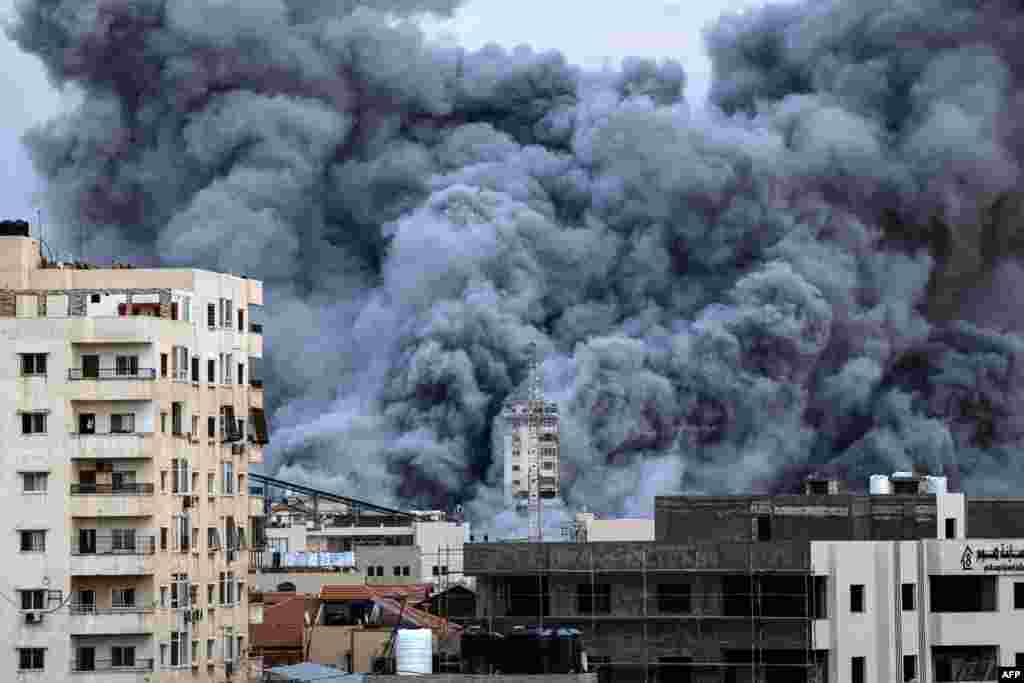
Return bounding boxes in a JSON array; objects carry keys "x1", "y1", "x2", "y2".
[
  {"x1": 925, "y1": 476, "x2": 948, "y2": 495},
  {"x1": 396, "y1": 628, "x2": 432, "y2": 675},
  {"x1": 869, "y1": 475, "x2": 892, "y2": 495}
]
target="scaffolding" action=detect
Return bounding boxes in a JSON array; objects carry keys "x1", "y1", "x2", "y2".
[{"x1": 418, "y1": 542, "x2": 821, "y2": 683}]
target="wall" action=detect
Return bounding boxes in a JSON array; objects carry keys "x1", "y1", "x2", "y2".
[
  {"x1": 586, "y1": 519, "x2": 654, "y2": 542},
  {"x1": 966, "y1": 498, "x2": 1024, "y2": 538},
  {"x1": 357, "y1": 546, "x2": 421, "y2": 585},
  {"x1": 308, "y1": 625, "x2": 392, "y2": 671},
  {"x1": 252, "y1": 571, "x2": 362, "y2": 594},
  {"x1": 417, "y1": 521, "x2": 470, "y2": 588}
]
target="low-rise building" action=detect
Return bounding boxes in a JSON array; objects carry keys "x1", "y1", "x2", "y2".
[{"x1": 464, "y1": 469, "x2": 1024, "y2": 683}]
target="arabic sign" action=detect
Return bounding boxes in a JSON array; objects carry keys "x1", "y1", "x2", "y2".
[{"x1": 961, "y1": 545, "x2": 1024, "y2": 572}]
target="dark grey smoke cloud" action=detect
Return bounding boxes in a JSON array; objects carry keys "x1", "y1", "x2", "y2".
[{"x1": 11, "y1": 0, "x2": 1024, "y2": 533}]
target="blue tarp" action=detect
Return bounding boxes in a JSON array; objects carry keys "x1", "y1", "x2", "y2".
[{"x1": 267, "y1": 662, "x2": 365, "y2": 682}]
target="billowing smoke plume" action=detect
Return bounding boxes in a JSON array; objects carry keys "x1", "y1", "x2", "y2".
[{"x1": 11, "y1": 0, "x2": 1024, "y2": 534}]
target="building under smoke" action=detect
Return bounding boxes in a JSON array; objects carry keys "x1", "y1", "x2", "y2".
[{"x1": 501, "y1": 346, "x2": 561, "y2": 507}]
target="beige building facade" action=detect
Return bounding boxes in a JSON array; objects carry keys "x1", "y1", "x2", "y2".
[{"x1": 0, "y1": 230, "x2": 267, "y2": 681}]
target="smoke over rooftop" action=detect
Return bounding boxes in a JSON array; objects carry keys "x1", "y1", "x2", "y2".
[{"x1": 10, "y1": 0, "x2": 1024, "y2": 532}]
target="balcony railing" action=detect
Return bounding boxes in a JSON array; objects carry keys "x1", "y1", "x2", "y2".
[
  {"x1": 69, "y1": 605, "x2": 153, "y2": 615},
  {"x1": 70, "y1": 534, "x2": 156, "y2": 556},
  {"x1": 71, "y1": 658, "x2": 154, "y2": 673},
  {"x1": 68, "y1": 368, "x2": 157, "y2": 380},
  {"x1": 70, "y1": 483, "x2": 154, "y2": 496}
]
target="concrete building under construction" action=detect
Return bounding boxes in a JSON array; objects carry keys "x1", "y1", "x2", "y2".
[{"x1": 464, "y1": 466, "x2": 1024, "y2": 683}]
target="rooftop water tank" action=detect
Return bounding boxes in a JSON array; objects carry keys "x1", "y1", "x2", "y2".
[
  {"x1": 869, "y1": 475, "x2": 892, "y2": 495},
  {"x1": 925, "y1": 476, "x2": 948, "y2": 495},
  {"x1": 396, "y1": 628, "x2": 432, "y2": 675}
]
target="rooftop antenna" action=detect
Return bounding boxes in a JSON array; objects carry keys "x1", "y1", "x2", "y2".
[{"x1": 527, "y1": 341, "x2": 543, "y2": 543}]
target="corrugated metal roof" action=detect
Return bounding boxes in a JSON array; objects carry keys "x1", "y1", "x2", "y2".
[{"x1": 319, "y1": 583, "x2": 431, "y2": 603}]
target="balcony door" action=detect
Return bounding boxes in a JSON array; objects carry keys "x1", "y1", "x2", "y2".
[
  {"x1": 75, "y1": 646, "x2": 95, "y2": 672},
  {"x1": 76, "y1": 589, "x2": 96, "y2": 612},
  {"x1": 82, "y1": 355, "x2": 99, "y2": 379},
  {"x1": 79, "y1": 413, "x2": 96, "y2": 435},
  {"x1": 78, "y1": 529, "x2": 97, "y2": 555}
]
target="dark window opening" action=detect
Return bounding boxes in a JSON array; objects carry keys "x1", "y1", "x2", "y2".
[
  {"x1": 930, "y1": 576, "x2": 997, "y2": 612},
  {"x1": 757, "y1": 515, "x2": 771, "y2": 541},
  {"x1": 902, "y1": 583, "x2": 915, "y2": 611},
  {"x1": 577, "y1": 583, "x2": 611, "y2": 615},
  {"x1": 850, "y1": 584, "x2": 864, "y2": 613},
  {"x1": 903, "y1": 655, "x2": 916, "y2": 682},
  {"x1": 207, "y1": 359, "x2": 215, "y2": 383},
  {"x1": 1014, "y1": 582, "x2": 1024, "y2": 609},
  {"x1": 161, "y1": 353, "x2": 168, "y2": 378},
  {"x1": 932, "y1": 646, "x2": 998, "y2": 682},
  {"x1": 505, "y1": 576, "x2": 549, "y2": 617},
  {"x1": 945, "y1": 517, "x2": 957, "y2": 539},
  {"x1": 851, "y1": 656, "x2": 865, "y2": 683},
  {"x1": 656, "y1": 583, "x2": 691, "y2": 614}
]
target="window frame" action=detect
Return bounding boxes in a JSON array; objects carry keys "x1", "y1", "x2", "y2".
[
  {"x1": 21, "y1": 472, "x2": 48, "y2": 493},
  {"x1": 19, "y1": 353, "x2": 47, "y2": 377}
]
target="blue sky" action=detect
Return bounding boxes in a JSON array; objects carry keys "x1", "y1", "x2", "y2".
[{"x1": 0, "y1": 0, "x2": 766, "y2": 224}]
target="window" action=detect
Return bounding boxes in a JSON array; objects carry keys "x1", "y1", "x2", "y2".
[
  {"x1": 20, "y1": 530, "x2": 45, "y2": 552},
  {"x1": 577, "y1": 583, "x2": 611, "y2": 615},
  {"x1": 19, "y1": 353, "x2": 47, "y2": 376},
  {"x1": 79, "y1": 413, "x2": 96, "y2": 435},
  {"x1": 851, "y1": 656, "x2": 865, "y2": 683},
  {"x1": 90, "y1": 293, "x2": 101, "y2": 304},
  {"x1": 161, "y1": 353, "x2": 168, "y2": 378},
  {"x1": 20, "y1": 590, "x2": 44, "y2": 610},
  {"x1": 110, "y1": 413, "x2": 135, "y2": 433},
  {"x1": 1018, "y1": 652, "x2": 1024, "y2": 668},
  {"x1": 191, "y1": 640, "x2": 198, "y2": 665},
  {"x1": 161, "y1": 527, "x2": 168, "y2": 551},
  {"x1": 208, "y1": 527, "x2": 221, "y2": 549},
  {"x1": 207, "y1": 585, "x2": 215, "y2": 605},
  {"x1": 657, "y1": 583, "x2": 692, "y2": 613},
  {"x1": 21, "y1": 472, "x2": 47, "y2": 493},
  {"x1": 402, "y1": 566, "x2": 410, "y2": 576},
  {"x1": 81, "y1": 354, "x2": 99, "y2": 378},
  {"x1": 931, "y1": 576, "x2": 998, "y2": 612},
  {"x1": 18, "y1": 648, "x2": 44, "y2": 671},
  {"x1": 207, "y1": 639, "x2": 214, "y2": 658},
  {"x1": 441, "y1": 566, "x2": 448, "y2": 575},
  {"x1": 850, "y1": 584, "x2": 864, "y2": 613},
  {"x1": 170, "y1": 631, "x2": 185, "y2": 667},
  {"x1": 945, "y1": 517, "x2": 957, "y2": 539},
  {"x1": 512, "y1": 465, "x2": 520, "y2": 472},
  {"x1": 432, "y1": 566, "x2": 439, "y2": 576},
  {"x1": 171, "y1": 402, "x2": 183, "y2": 435},
  {"x1": 75, "y1": 647, "x2": 96, "y2": 672},
  {"x1": 207, "y1": 303, "x2": 216, "y2": 328},
  {"x1": 238, "y1": 362, "x2": 244, "y2": 385},
  {"x1": 159, "y1": 644, "x2": 167, "y2": 666},
  {"x1": 208, "y1": 473, "x2": 215, "y2": 495},
  {"x1": 111, "y1": 528, "x2": 136, "y2": 552},
  {"x1": 1015, "y1": 582, "x2": 1024, "y2": 609},
  {"x1": 113, "y1": 588, "x2": 136, "y2": 609},
  {"x1": 115, "y1": 355, "x2": 139, "y2": 377},
  {"x1": 221, "y1": 299, "x2": 233, "y2": 329},
  {"x1": 191, "y1": 356, "x2": 199, "y2": 383},
  {"x1": 208, "y1": 417, "x2": 216, "y2": 439},
  {"x1": 161, "y1": 412, "x2": 167, "y2": 433},
  {"x1": 191, "y1": 415, "x2": 198, "y2": 438},
  {"x1": 393, "y1": 566, "x2": 401, "y2": 577},
  {"x1": 238, "y1": 309, "x2": 244, "y2": 331},
  {"x1": 160, "y1": 471, "x2": 167, "y2": 492},
  {"x1": 207, "y1": 359, "x2": 215, "y2": 383},
  {"x1": 757, "y1": 515, "x2": 771, "y2": 541},
  {"x1": 75, "y1": 590, "x2": 96, "y2": 611},
  {"x1": 112, "y1": 646, "x2": 135, "y2": 668},
  {"x1": 903, "y1": 654, "x2": 916, "y2": 682},
  {"x1": 219, "y1": 572, "x2": 226, "y2": 605},
  {"x1": 222, "y1": 462, "x2": 235, "y2": 495},
  {"x1": 21, "y1": 412, "x2": 46, "y2": 435},
  {"x1": 902, "y1": 583, "x2": 915, "y2": 611},
  {"x1": 542, "y1": 461, "x2": 553, "y2": 470}
]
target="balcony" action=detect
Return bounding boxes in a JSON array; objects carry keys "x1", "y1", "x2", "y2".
[
  {"x1": 70, "y1": 534, "x2": 156, "y2": 576},
  {"x1": 68, "y1": 607, "x2": 155, "y2": 635},
  {"x1": 70, "y1": 433, "x2": 151, "y2": 460},
  {"x1": 67, "y1": 368, "x2": 157, "y2": 401},
  {"x1": 68, "y1": 368, "x2": 157, "y2": 380},
  {"x1": 70, "y1": 658, "x2": 155, "y2": 674},
  {"x1": 69, "y1": 483, "x2": 155, "y2": 517}
]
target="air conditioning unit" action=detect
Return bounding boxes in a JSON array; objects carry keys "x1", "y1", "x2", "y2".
[{"x1": 24, "y1": 612, "x2": 42, "y2": 624}]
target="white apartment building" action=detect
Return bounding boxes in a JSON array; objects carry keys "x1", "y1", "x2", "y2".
[
  {"x1": 502, "y1": 397, "x2": 560, "y2": 505},
  {"x1": 264, "y1": 506, "x2": 471, "y2": 590},
  {"x1": 0, "y1": 224, "x2": 267, "y2": 682}
]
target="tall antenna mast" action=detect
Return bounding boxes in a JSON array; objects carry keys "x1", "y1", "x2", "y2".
[{"x1": 527, "y1": 342, "x2": 543, "y2": 543}]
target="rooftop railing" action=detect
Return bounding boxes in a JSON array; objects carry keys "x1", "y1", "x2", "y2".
[
  {"x1": 70, "y1": 483, "x2": 154, "y2": 496},
  {"x1": 68, "y1": 368, "x2": 157, "y2": 380}
]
